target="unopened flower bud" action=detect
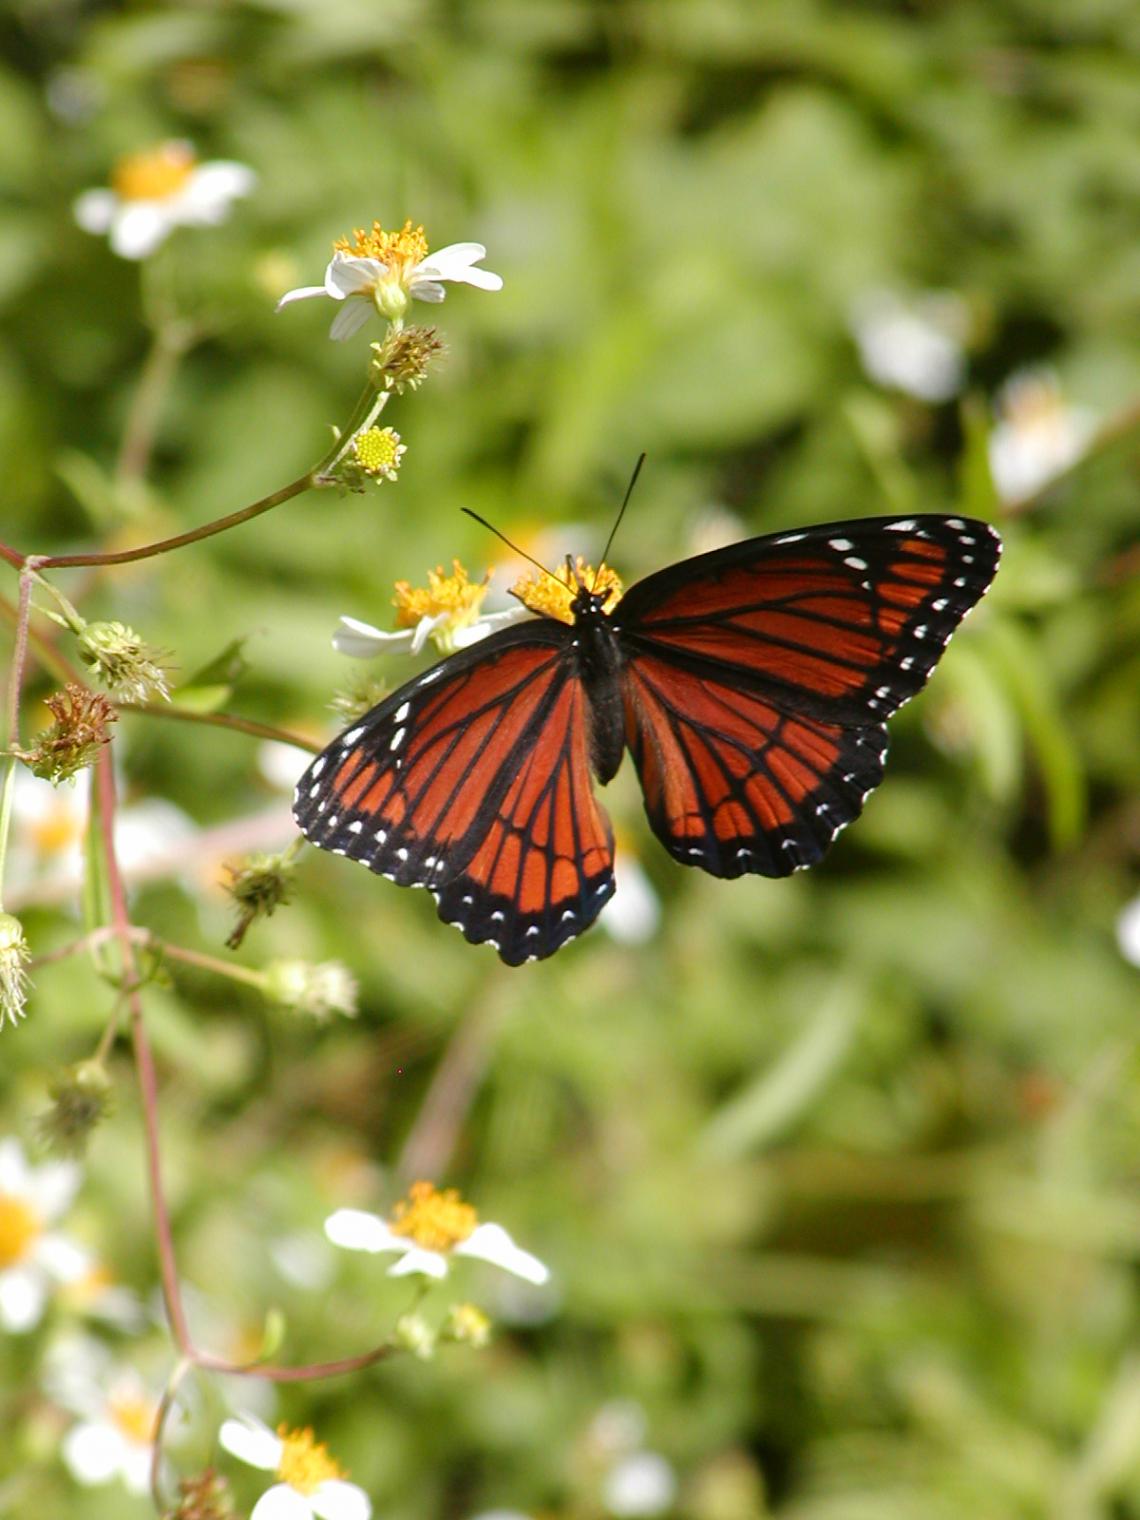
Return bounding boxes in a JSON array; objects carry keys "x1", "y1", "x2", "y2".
[
  {"x1": 224, "y1": 851, "x2": 296, "y2": 950},
  {"x1": 444, "y1": 1301, "x2": 492, "y2": 1348},
  {"x1": 394, "y1": 1311, "x2": 436, "y2": 1360},
  {"x1": 262, "y1": 959, "x2": 358, "y2": 1021},
  {"x1": 0, "y1": 913, "x2": 31, "y2": 1031},
  {"x1": 37, "y1": 1060, "x2": 114, "y2": 1158},
  {"x1": 77, "y1": 621, "x2": 170, "y2": 704}
]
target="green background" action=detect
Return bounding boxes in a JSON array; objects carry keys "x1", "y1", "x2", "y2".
[{"x1": 2, "y1": 1, "x2": 1139, "y2": 1516}]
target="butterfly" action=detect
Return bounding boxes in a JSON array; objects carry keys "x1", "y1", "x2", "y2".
[{"x1": 294, "y1": 514, "x2": 1001, "y2": 964}]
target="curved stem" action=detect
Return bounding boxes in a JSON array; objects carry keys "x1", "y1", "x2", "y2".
[
  {"x1": 115, "y1": 701, "x2": 322, "y2": 752},
  {"x1": 1, "y1": 381, "x2": 378, "y2": 572}
]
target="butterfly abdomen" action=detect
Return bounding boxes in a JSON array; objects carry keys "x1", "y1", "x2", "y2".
[{"x1": 571, "y1": 596, "x2": 626, "y2": 785}]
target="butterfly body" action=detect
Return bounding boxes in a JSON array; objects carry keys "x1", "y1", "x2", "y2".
[{"x1": 295, "y1": 514, "x2": 1001, "y2": 964}]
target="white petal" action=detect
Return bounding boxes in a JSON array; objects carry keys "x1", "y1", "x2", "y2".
[
  {"x1": 73, "y1": 189, "x2": 117, "y2": 234},
  {"x1": 331, "y1": 618, "x2": 414, "y2": 658},
  {"x1": 386, "y1": 1246, "x2": 449, "y2": 1279},
  {"x1": 456, "y1": 1223, "x2": 549, "y2": 1284},
  {"x1": 601, "y1": 854, "x2": 660, "y2": 946},
  {"x1": 444, "y1": 265, "x2": 503, "y2": 292},
  {"x1": 409, "y1": 613, "x2": 446, "y2": 656},
  {"x1": 325, "y1": 254, "x2": 383, "y2": 297},
  {"x1": 219, "y1": 1414, "x2": 284, "y2": 1471},
  {"x1": 421, "y1": 241, "x2": 487, "y2": 268},
  {"x1": 62, "y1": 1420, "x2": 128, "y2": 1485},
  {"x1": 0, "y1": 1137, "x2": 31, "y2": 1193},
  {"x1": 603, "y1": 1452, "x2": 678, "y2": 1517},
  {"x1": 109, "y1": 203, "x2": 172, "y2": 260},
  {"x1": 415, "y1": 244, "x2": 502, "y2": 291},
  {"x1": 449, "y1": 606, "x2": 536, "y2": 649},
  {"x1": 408, "y1": 280, "x2": 446, "y2": 304},
  {"x1": 34, "y1": 1156, "x2": 83, "y2": 1220},
  {"x1": 1117, "y1": 895, "x2": 1140, "y2": 968},
  {"x1": 178, "y1": 161, "x2": 256, "y2": 223},
  {"x1": 252, "y1": 1483, "x2": 316, "y2": 1520},
  {"x1": 276, "y1": 285, "x2": 330, "y2": 311},
  {"x1": 324, "y1": 1208, "x2": 403, "y2": 1254},
  {"x1": 36, "y1": 1231, "x2": 91, "y2": 1282},
  {"x1": 121, "y1": 1440, "x2": 155, "y2": 1495},
  {"x1": 312, "y1": 1479, "x2": 372, "y2": 1520},
  {"x1": 0, "y1": 1265, "x2": 46, "y2": 1329},
  {"x1": 329, "y1": 300, "x2": 374, "y2": 341}
]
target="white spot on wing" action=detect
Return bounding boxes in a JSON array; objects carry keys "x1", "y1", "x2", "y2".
[
  {"x1": 887, "y1": 520, "x2": 916, "y2": 532},
  {"x1": 390, "y1": 727, "x2": 406, "y2": 750},
  {"x1": 394, "y1": 702, "x2": 411, "y2": 723},
  {"x1": 341, "y1": 726, "x2": 365, "y2": 746},
  {"x1": 309, "y1": 757, "x2": 327, "y2": 778},
  {"x1": 829, "y1": 537, "x2": 854, "y2": 552}
]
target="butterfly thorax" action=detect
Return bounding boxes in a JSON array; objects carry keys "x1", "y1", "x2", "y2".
[{"x1": 569, "y1": 585, "x2": 626, "y2": 785}]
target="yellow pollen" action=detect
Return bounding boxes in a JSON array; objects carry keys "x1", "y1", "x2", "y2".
[
  {"x1": 108, "y1": 1391, "x2": 157, "y2": 1448},
  {"x1": 0, "y1": 1194, "x2": 39, "y2": 1268},
  {"x1": 512, "y1": 558, "x2": 623, "y2": 625},
  {"x1": 334, "y1": 218, "x2": 429, "y2": 272},
  {"x1": 353, "y1": 426, "x2": 404, "y2": 478},
  {"x1": 393, "y1": 561, "x2": 489, "y2": 631},
  {"x1": 276, "y1": 1426, "x2": 345, "y2": 1494},
  {"x1": 389, "y1": 1180, "x2": 477, "y2": 1252},
  {"x1": 111, "y1": 142, "x2": 196, "y2": 202}
]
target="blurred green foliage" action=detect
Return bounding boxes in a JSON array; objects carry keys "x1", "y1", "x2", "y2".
[{"x1": 1, "y1": 1, "x2": 1139, "y2": 1517}]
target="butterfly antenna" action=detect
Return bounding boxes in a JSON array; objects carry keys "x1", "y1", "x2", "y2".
[
  {"x1": 460, "y1": 507, "x2": 560, "y2": 585},
  {"x1": 594, "y1": 452, "x2": 646, "y2": 591}
]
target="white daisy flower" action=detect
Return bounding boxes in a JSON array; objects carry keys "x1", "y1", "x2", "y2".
[
  {"x1": 58, "y1": 1360, "x2": 160, "y2": 1494},
  {"x1": 602, "y1": 1452, "x2": 678, "y2": 1518},
  {"x1": 74, "y1": 140, "x2": 255, "y2": 261},
  {"x1": 277, "y1": 218, "x2": 502, "y2": 339},
  {"x1": 850, "y1": 287, "x2": 969, "y2": 403},
  {"x1": 0, "y1": 1137, "x2": 88, "y2": 1331},
  {"x1": 325, "y1": 1180, "x2": 549, "y2": 1284},
  {"x1": 220, "y1": 1413, "x2": 371, "y2": 1520},
  {"x1": 988, "y1": 368, "x2": 1096, "y2": 505},
  {"x1": 1116, "y1": 895, "x2": 1140, "y2": 970},
  {"x1": 333, "y1": 560, "x2": 532, "y2": 662}
]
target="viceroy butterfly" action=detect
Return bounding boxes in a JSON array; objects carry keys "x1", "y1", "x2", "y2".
[{"x1": 294, "y1": 514, "x2": 1001, "y2": 964}]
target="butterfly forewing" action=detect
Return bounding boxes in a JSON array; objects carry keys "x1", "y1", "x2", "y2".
[
  {"x1": 616, "y1": 515, "x2": 1001, "y2": 725},
  {"x1": 293, "y1": 622, "x2": 615, "y2": 962}
]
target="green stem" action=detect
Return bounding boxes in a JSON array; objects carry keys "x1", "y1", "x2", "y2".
[
  {"x1": 115, "y1": 701, "x2": 322, "y2": 752},
  {"x1": 114, "y1": 321, "x2": 197, "y2": 488},
  {"x1": 28, "y1": 382, "x2": 377, "y2": 571},
  {"x1": 0, "y1": 762, "x2": 14, "y2": 915}
]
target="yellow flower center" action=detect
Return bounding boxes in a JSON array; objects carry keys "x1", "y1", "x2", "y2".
[
  {"x1": 389, "y1": 1180, "x2": 477, "y2": 1252},
  {"x1": 108, "y1": 1391, "x2": 157, "y2": 1448},
  {"x1": 334, "y1": 218, "x2": 429, "y2": 274},
  {"x1": 512, "y1": 558, "x2": 623, "y2": 625},
  {"x1": 353, "y1": 426, "x2": 404, "y2": 478},
  {"x1": 29, "y1": 798, "x2": 84, "y2": 856},
  {"x1": 111, "y1": 142, "x2": 196, "y2": 202},
  {"x1": 393, "y1": 560, "x2": 489, "y2": 632},
  {"x1": 0, "y1": 1194, "x2": 39, "y2": 1268},
  {"x1": 276, "y1": 1426, "x2": 345, "y2": 1494}
]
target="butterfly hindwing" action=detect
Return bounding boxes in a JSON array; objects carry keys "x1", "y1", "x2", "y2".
[
  {"x1": 616, "y1": 515, "x2": 1001, "y2": 725},
  {"x1": 434, "y1": 674, "x2": 615, "y2": 964},
  {"x1": 622, "y1": 650, "x2": 886, "y2": 878}
]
